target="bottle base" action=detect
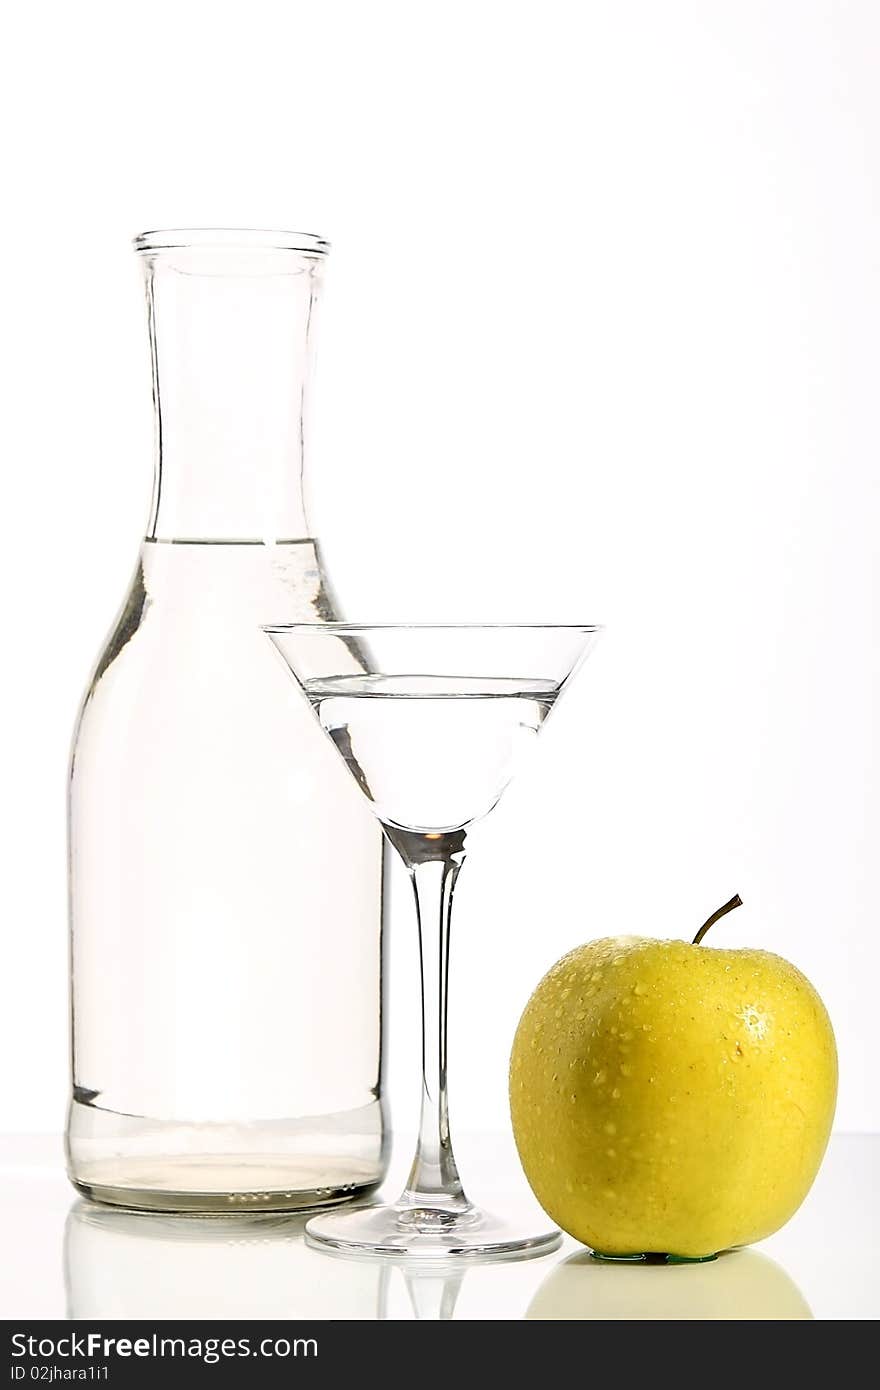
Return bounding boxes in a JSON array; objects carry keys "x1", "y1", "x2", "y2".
[
  {"x1": 71, "y1": 1167, "x2": 379, "y2": 1215},
  {"x1": 66, "y1": 1096, "x2": 387, "y2": 1214}
]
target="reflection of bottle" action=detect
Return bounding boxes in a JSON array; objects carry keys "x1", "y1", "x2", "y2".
[
  {"x1": 527, "y1": 1247, "x2": 812, "y2": 1320},
  {"x1": 67, "y1": 231, "x2": 387, "y2": 1211},
  {"x1": 64, "y1": 1202, "x2": 382, "y2": 1320}
]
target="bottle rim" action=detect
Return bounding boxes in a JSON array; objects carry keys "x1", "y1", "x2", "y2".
[{"x1": 133, "y1": 229, "x2": 330, "y2": 256}]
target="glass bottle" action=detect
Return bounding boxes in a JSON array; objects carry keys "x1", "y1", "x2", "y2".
[{"x1": 67, "y1": 229, "x2": 388, "y2": 1212}]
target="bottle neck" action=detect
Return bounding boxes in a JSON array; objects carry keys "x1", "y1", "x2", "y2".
[{"x1": 142, "y1": 247, "x2": 323, "y2": 543}]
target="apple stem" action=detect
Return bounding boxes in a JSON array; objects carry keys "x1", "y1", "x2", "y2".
[{"x1": 692, "y1": 894, "x2": 743, "y2": 945}]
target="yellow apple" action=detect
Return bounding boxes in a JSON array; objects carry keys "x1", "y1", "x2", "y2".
[{"x1": 509, "y1": 897, "x2": 837, "y2": 1259}]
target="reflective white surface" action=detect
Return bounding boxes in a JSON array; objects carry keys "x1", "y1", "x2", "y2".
[{"x1": 1, "y1": 1134, "x2": 877, "y2": 1320}]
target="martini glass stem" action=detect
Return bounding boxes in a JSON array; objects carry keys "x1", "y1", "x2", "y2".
[{"x1": 395, "y1": 833, "x2": 470, "y2": 1217}]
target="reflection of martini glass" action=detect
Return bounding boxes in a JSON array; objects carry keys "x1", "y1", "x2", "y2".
[
  {"x1": 265, "y1": 623, "x2": 601, "y2": 1259},
  {"x1": 378, "y1": 1262, "x2": 466, "y2": 1320}
]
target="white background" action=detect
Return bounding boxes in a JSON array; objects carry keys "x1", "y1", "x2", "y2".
[{"x1": 1, "y1": 0, "x2": 878, "y2": 1138}]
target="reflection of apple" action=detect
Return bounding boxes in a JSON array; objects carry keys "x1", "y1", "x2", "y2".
[
  {"x1": 527, "y1": 1247, "x2": 812, "y2": 1320},
  {"x1": 510, "y1": 897, "x2": 837, "y2": 1258}
]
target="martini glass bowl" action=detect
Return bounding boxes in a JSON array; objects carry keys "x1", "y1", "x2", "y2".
[{"x1": 265, "y1": 623, "x2": 601, "y2": 1259}]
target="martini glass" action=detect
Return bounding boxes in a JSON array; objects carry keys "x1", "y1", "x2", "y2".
[{"x1": 265, "y1": 623, "x2": 601, "y2": 1259}]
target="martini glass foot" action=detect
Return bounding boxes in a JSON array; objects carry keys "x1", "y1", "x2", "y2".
[{"x1": 306, "y1": 1200, "x2": 561, "y2": 1261}]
